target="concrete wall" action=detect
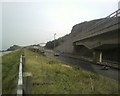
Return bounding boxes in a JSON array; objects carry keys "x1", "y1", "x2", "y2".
[{"x1": 75, "y1": 29, "x2": 119, "y2": 49}]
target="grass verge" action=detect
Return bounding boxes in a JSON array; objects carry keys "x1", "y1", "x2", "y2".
[
  {"x1": 24, "y1": 48, "x2": 119, "y2": 94},
  {"x1": 2, "y1": 50, "x2": 21, "y2": 94}
]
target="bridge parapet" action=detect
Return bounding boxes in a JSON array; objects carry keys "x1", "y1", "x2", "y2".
[
  {"x1": 86, "y1": 17, "x2": 118, "y2": 38},
  {"x1": 74, "y1": 9, "x2": 120, "y2": 42}
]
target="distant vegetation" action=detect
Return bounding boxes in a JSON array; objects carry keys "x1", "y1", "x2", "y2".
[
  {"x1": 45, "y1": 40, "x2": 60, "y2": 49},
  {"x1": 6, "y1": 45, "x2": 21, "y2": 51},
  {"x1": 45, "y1": 41, "x2": 54, "y2": 49},
  {"x1": 45, "y1": 34, "x2": 68, "y2": 49}
]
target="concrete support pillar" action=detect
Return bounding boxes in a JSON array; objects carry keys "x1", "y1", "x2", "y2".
[
  {"x1": 93, "y1": 51, "x2": 103, "y2": 63},
  {"x1": 99, "y1": 51, "x2": 103, "y2": 63}
]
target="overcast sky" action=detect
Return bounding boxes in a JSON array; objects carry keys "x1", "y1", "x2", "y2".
[{"x1": 0, "y1": 0, "x2": 119, "y2": 50}]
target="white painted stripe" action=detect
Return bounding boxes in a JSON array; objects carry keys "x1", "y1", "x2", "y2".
[
  {"x1": 20, "y1": 57, "x2": 22, "y2": 63},
  {"x1": 17, "y1": 55, "x2": 23, "y2": 96},
  {"x1": 19, "y1": 63, "x2": 22, "y2": 74},
  {"x1": 17, "y1": 89, "x2": 23, "y2": 95},
  {"x1": 18, "y1": 77, "x2": 23, "y2": 85}
]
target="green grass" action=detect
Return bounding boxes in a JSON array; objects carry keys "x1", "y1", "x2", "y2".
[
  {"x1": 2, "y1": 50, "x2": 21, "y2": 94},
  {"x1": 24, "y1": 48, "x2": 119, "y2": 94}
]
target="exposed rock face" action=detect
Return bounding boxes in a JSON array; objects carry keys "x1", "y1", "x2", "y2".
[
  {"x1": 55, "y1": 18, "x2": 103, "y2": 53},
  {"x1": 71, "y1": 19, "x2": 103, "y2": 36}
]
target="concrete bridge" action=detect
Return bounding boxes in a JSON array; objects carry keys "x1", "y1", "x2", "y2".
[{"x1": 73, "y1": 9, "x2": 120, "y2": 63}]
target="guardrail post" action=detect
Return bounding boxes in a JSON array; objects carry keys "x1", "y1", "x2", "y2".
[
  {"x1": 23, "y1": 72, "x2": 32, "y2": 95},
  {"x1": 22, "y1": 55, "x2": 25, "y2": 72}
]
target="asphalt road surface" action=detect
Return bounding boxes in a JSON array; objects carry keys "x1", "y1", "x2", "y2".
[{"x1": 46, "y1": 50, "x2": 119, "y2": 81}]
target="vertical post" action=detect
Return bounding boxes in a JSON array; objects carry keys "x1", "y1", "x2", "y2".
[
  {"x1": 23, "y1": 72, "x2": 32, "y2": 94},
  {"x1": 99, "y1": 51, "x2": 103, "y2": 63},
  {"x1": 22, "y1": 55, "x2": 25, "y2": 72}
]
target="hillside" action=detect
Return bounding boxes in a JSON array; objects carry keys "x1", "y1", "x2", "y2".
[
  {"x1": 54, "y1": 18, "x2": 103, "y2": 53},
  {"x1": 45, "y1": 18, "x2": 103, "y2": 51},
  {"x1": 7, "y1": 45, "x2": 21, "y2": 51}
]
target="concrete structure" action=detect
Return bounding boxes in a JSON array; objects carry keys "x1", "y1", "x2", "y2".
[
  {"x1": 73, "y1": 9, "x2": 120, "y2": 63},
  {"x1": 119, "y1": 1, "x2": 120, "y2": 9}
]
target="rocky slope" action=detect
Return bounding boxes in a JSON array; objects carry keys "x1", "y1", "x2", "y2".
[{"x1": 55, "y1": 18, "x2": 103, "y2": 53}]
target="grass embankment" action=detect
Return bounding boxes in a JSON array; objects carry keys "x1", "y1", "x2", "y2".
[
  {"x1": 2, "y1": 50, "x2": 21, "y2": 94},
  {"x1": 24, "y1": 48, "x2": 119, "y2": 94}
]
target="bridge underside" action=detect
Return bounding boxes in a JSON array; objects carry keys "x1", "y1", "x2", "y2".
[
  {"x1": 94, "y1": 44, "x2": 119, "y2": 50},
  {"x1": 74, "y1": 28, "x2": 119, "y2": 49},
  {"x1": 73, "y1": 29, "x2": 120, "y2": 62},
  {"x1": 73, "y1": 44, "x2": 119, "y2": 62}
]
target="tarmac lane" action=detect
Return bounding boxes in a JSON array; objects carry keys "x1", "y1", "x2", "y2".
[{"x1": 54, "y1": 53, "x2": 119, "y2": 81}]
